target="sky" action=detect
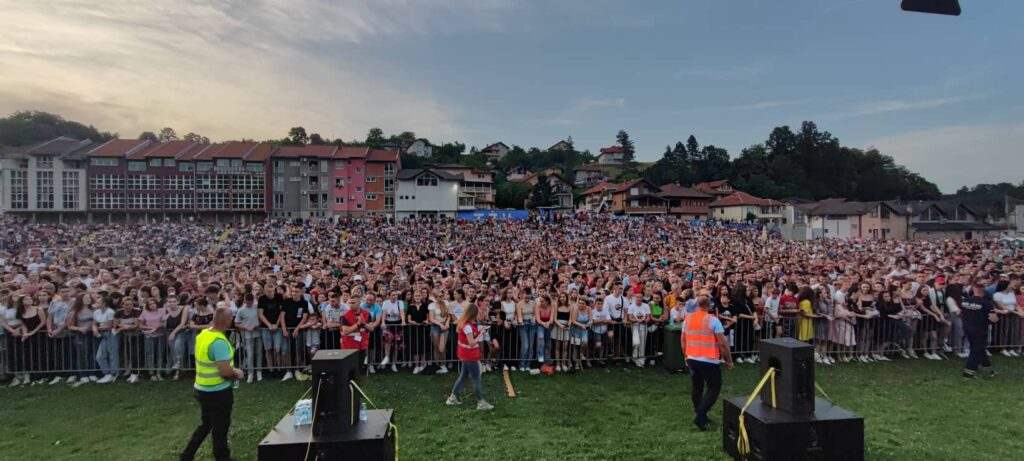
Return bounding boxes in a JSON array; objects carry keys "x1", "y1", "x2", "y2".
[{"x1": 1, "y1": 0, "x2": 1022, "y2": 193}]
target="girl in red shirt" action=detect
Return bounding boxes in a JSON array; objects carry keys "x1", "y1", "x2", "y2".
[{"x1": 446, "y1": 303, "x2": 494, "y2": 411}]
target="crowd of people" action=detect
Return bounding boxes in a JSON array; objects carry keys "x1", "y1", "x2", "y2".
[{"x1": 1, "y1": 214, "x2": 1022, "y2": 387}]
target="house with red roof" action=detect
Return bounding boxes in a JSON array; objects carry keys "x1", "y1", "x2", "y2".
[
  {"x1": 609, "y1": 178, "x2": 667, "y2": 214},
  {"x1": 658, "y1": 184, "x2": 713, "y2": 220},
  {"x1": 709, "y1": 191, "x2": 785, "y2": 224},
  {"x1": 693, "y1": 179, "x2": 735, "y2": 197},
  {"x1": 597, "y1": 145, "x2": 626, "y2": 165}
]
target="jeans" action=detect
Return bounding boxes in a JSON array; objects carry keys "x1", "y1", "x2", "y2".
[
  {"x1": 949, "y1": 315, "x2": 964, "y2": 351},
  {"x1": 964, "y1": 325, "x2": 991, "y2": 372},
  {"x1": 73, "y1": 333, "x2": 96, "y2": 378},
  {"x1": 687, "y1": 359, "x2": 722, "y2": 426},
  {"x1": 95, "y1": 331, "x2": 119, "y2": 376},
  {"x1": 451, "y1": 361, "x2": 483, "y2": 402},
  {"x1": 144, "y1": 334, "x2": 166, "y2": 373},
  {"x1": 168, "y1": 331, "x2": 191, "y2": 370},
  {"x1": 536, "y1": 325, "x2": 550, "y2": 363},
  {"x1": 519, "y1": 322, "x2": 536, "y2": 369},
  {"x1": 631, "y1": 323, "x2": 648, "y2": 361},
  {"x1": 182, "y1": 388, "x2": 233, "y2": 461},
  {"x1": 241, "y1": 333, "x2": 263, "y2": 374}
]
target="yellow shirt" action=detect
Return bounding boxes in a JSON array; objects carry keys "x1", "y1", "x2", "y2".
[{"x1": 798, "y1": 299, "x2": 815, "y2": 341}]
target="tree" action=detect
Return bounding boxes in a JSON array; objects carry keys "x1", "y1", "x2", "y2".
[
  {"x1": 528, "y1": 174, "x2": 554, "y2": 208},
  {"x1": 138, "y1": 131, "x2": 158, "y2": 142},
  {"x1": 0, "y1": 111, "x2": 115, "y2": 146},
  {"x1": 158, "y1": 127, "x2": 178, "y2": 142},
  {"x1": 182, "y1": 132, "x2": 209, "y2": 144},
  {"x1": 287, "y1": 127, "x2": 308, "y2": 145},
  {"x1": 686, "y1": 135, "x2": 700, "y2": 158},
  {"x1": 616, "y1": 129, "x2": 635, "y2": 164},
  {"x1": 496, "y1": 181, "x2": 532, "y2": 209},
  {"x1": 366, "y1": 127, "x2": 385, "y2": 148},
  {"x1": 309, "y1": 133, "x2": 325, "y2": 145}
]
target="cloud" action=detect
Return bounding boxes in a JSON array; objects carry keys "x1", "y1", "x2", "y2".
[
  {"x1": 550, "y1": 97, "x2": 626, "y2": 125},
  {"x1": 866, "y1": 122, "x2": 1024, "y2": 193},
  {"x1": 840, "y1": 95, "x2": 985, "y2": 118},
  {"x1": 0, "y1": 0, "x2": 513, "y2": 141}
]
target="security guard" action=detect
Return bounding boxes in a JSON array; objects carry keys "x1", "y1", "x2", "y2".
[
  {"x1": 182, "y1": 307, "x2": 243, "y2": 461},
  {"x1": 681, "y1": 295, "x2": 733, "y2": 431},
  {"x1": 961, "y1": 277, "x2": 999, "y2": 378}
]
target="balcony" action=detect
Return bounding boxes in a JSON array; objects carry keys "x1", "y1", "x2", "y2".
[{"x1": 623, "y1": 205, "x2": 667, "y2": 214}]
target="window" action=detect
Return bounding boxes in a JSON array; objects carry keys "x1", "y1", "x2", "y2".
[
  {"x1": 36, "y1": 156, "x2": 54, "y2": 169},
  {"x1": 334, "y1": 160, "x2": 347, "y2": 169},
  {"x1": 384, "y1": 163, "x2": 395, "y2": 177},
  {"x1": 273, "y1": 193, "x2": 284, "y2": 209},
  {"x1": 384, "y1": 178, "x2": 394, "y2": 193},
  {"x1": 62, "y1": 171, "x2": 80, "y2": 209},
  {"x1": 308, "y1": 176, "x2": 319, "y2": 186},
  {"x1": 335, "y1": 178, "x2": 345, "y2": 188},
  {"x1": 335, "y1": 197, "x2": 345, "y2": 204},
  {"x1": 366, "y1": 193, "x2": 377, "y2": 200},
  {"x1": 355, "y1": 167, "x2": 363, "y2": 173},
  {"x1": 356, "y1": 203, "x2": 363, "y2": 209},
  {"x1": 36, "y1": 171, "x2": 54, "y2": 209},
  {"x1": 148, "y1": 158, "x2": 162, "y2": 167},
  {"x1": 416, "y1": 174, "x2": 438, "y2": 187},
  {"x1": 356, "y1": 186, "x2": 362, "y2": 192},
  {"x1": 10, "y1": 170, "x2": 28, "y2": 209},
  {"x1": 245, "y1": 162, "x2": 263, "y2": 173},
  {"x1": 164, "y1": 159, "x2": 176, "y2": 168},
  {"x1": 366, "y1": 176, "x2": 377, "y2": 182},
  {"x1": 178, "y1": 161, "x2": 194, "y2": 172},
  {"x1": 384, "y1": 195, "x2": 394, "y2": 210},
  {"x1": 128, "y1": 161, "x2": 146, "y2": 172},
  {"x1": 88, "y1": 157, "x2": 113, "y2": 167},
  {"x1": 197, "y1": 161, "x2": 212, "y2": 172},
  {"x1": 308, "y1": 160, "x2": 319, "y2": 171}
]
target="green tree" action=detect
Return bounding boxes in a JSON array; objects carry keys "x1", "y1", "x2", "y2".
[
  {"x1": 138, "y1": 131, "x2": 158, "y2": 142},
  {"x1": 0, "y1": 111, "x2": 115, "y2": 145},
  {"x1": 182, "y1": 132, "x2": 209, "y2": 144},
  {"x1": 496, "y1": 181, "x2": 531, "y2": 209},
  {"x1": 287, "y1": 127, "x2": 308, "y2": 145},
  {"x1": 616, "y1": 129, "x2": 635, "y2": 164},
  {"x1": 158, "y1": 127, "x2": 177, "y2": 141},
  {"x1": 366, "y1": 127, "x2": 385, "y2": 148},
  {"x1": 528, "y1": 174, "x2": 554, "y2": 208},
  {"x1": 309, "y1": 133, "x2": 325, "y2": 145}
]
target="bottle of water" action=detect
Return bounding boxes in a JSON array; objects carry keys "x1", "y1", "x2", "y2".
[{"x1": 359, "y1": 402, "x2": 368, "y2": 422}]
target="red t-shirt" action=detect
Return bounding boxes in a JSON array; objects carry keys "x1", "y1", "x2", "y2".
[
  {"x1": 340, "y1": 309, "x2": 370, "y2": 350},
  {"x1": 779, "y1": 295, "x2": 798, "y2": 317},
  {"x1": 457, "y1": 322, "x2": 481, "y2": 362}
]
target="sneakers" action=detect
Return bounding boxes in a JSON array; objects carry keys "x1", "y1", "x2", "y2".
[
  {"x1": 67, "y1": 376, "x2": 78, "y2": 385},
  {"x1": 71, "y1": 378, "x2": 88, "y2": 388},
  {"x1": 247, "y1": 374, "x2": 254, "y2": 384},
  {"x1": 529, "y1": 368, "x2": 541, "y2": 375},
  {"x1": 48, "y1": 376, "x2": 64, "y2": 385},
  {"x1": 413, "y1": 365, "x2": 424, "y2": 375},
  {"x1": 476, "y1": 400, "x2": 494, "y2": 411},
  {"x1": 172, "y1": 371, "x2": 180, "y2": 381},
  {"x1": 368, "y1": 365, "x2": 376, "y2": 374},
  {"x1": 257, "y1": 371, "x2": 264, "y2": 382},
  {"x1": 88, "y1": 375, "x2": 99, "y2": 382},
  {"x1": 962, "y1": 369, "x2": 977, "y2": 379},
  {"x1": 942, "y1": 345, "x2": 953, "y2": 353},
  {"x1": 97, "y1": 374, "x2": 113, "y2": 384},
  {"x1": 445, "y1": 394, "x2": 462, "y2": 406},
  {"x1": 1000, "y1": 350, "x2": 1012, "y2": 357},
  {"x1": 8, "y1": 376, "x2": 22, "y2": 387},
  {"x1": 380, "y1": 356, "x2": 391, "y2": 366},
  {"x1": 956, "y1": 352, "x2": 968, "y2": 359},
  {"x1": 437, "y1": 366, "x2": 449, "y2": 375},
  {"x1": 128, "y1": 374, "x2": 139, "y2": 384},
  {"x1": 282, "y1": 371, "x2": 293, "y2": 381}
]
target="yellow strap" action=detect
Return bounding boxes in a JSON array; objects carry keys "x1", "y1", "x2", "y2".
[
  {"x1": 815, "y1": 382, "x2": 833, "y2": 402},
  {"x1": 737, "y1": 367, "x2": 776, "y2": 458}
]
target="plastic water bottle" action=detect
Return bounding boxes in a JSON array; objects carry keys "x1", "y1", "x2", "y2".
[{"x1": 359, "y1": 402, "x2": 368, "y2": 422}]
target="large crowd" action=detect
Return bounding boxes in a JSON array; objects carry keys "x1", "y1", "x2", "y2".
[{"x1": 1, "y1": 214, "x2": 1022, "y2": 387}]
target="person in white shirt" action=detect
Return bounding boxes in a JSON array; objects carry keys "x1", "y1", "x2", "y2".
[
  {"x1": 627, "y1": 296, "x2": 651, "y2": 367},
  {"x1": 992, "y1": 279, "x2": 1020, "y2": 357},
  {"x1": 379, "y1": 291, "x2": 405, "y2": 371},
  {"x1": 92, "y1": 297, "x2": 118, "y2": 384},
  {"x1": 603, "y1": 284, "x2": 627, "y2": 361}
]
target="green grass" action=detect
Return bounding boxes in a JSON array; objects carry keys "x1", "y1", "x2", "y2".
[{"x1": 2, "y1": 358, "x2": 1023, "y2": 460}]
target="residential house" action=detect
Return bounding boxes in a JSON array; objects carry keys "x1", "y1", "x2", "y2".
[
  {"x1": 709, "y1": 191, "x2": 785, "y2": 225},
  {"x1": 907, "y1": 200, "x2": 1004, "y2": 240},
  {"x1": 805, "y1": 199, "x2": 872, "y2": 239},
  {"x1": 510, "y1": 172, "x2": 574, "y2": 209},
  {"x1": 861, "y1": 201, "x2": 910, "y2": 240},
  {"x1": 270, "y1": 145, "x2": 336, "y2": 220},
  {"x1": 395, "y1": 167, "x2": 466, "y2": 220},
  {"x1": 577, "y1": 180, "x2": 617, "y2": 212},
  {"x1": 406, "y1": 139, "x2": 434, "y2": 157},
  {"x1": 573, "y1": 164, "x2": 609, "y2": 187},
  {"x1": 479, "y1": 142, "x2": 510, "y2": 160},
  {"x1": 506, "y1": 166, "x2": 533, "y2": 182},
  {"x1": 431, "y1": 164, "x2": 495, "y2": 209},
  {"x1": 610, "y1": 178, "x2": 666, "y2": 215},
  {"x1": 694, "y1": 180, "x2": 735, "y2": 198},
  {"x1": 658, "y1": 184, "x2": 712, "y2": 219},
  {"x1": 0, "y1": 136, "x2": 94, "y2": 222},
  {"x1": 779, "y1": 199, "x2": 814, "y2": 241},
  {"x1": 597, "y1": 146, "x2": 626, "y2": 165},
  {"x1": 548, "y1": 140, "x2": 573, "y2": 151}
]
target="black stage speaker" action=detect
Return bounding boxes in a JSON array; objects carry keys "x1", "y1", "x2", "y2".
[
  {"x1": 723, "y1": 397, "x2": 864, "y2": 461},
  {"x1": 259, "y1": 409, "x2": 395, "y2": 461},
  {"x1": 311, "y1": 349, "x2": 361, "y2": 436},
  {"x1": 759, "y1": 338, "x2": 814, "y2": 415}
]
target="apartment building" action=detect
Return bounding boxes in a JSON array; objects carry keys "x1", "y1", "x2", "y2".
[
  {"x1": 271, "y1": 145, "x2": 399, "y2": 220},
  {"x1": 0, "y1": 137, "x2": 93, "y2": 222}
]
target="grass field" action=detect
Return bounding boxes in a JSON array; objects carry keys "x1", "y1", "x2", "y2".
[{"x1": 2, "y1": 358, "x2": 1023, "y2": 460}]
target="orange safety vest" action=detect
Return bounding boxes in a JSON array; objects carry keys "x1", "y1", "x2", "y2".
[{"x1": 683, "y1": 310, "x2": 721, "y2": 361}]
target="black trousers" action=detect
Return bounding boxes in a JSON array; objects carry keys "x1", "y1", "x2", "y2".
[
  {"x1": 964, "y1": 325, "x2": 991, "y2": 372},
  {"x1": 182, "y1": 388, "x2": 233, "y2": 461},
  {"x1": 687, "y1": 359, "x2": 722, "y2": 426}
]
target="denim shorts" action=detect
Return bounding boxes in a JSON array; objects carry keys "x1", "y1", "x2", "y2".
[{"x1": 261, "y1": 329, "x2": 285, "y2": 351}]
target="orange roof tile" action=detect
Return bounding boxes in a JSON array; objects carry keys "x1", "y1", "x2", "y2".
[{"x1": 86, "y1": 139, "x2": 152, "y2": 158}]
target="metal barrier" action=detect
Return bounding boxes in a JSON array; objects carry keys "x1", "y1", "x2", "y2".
[{"x1": 2, "y1": 316, "x2": 1022, "y2": 381}]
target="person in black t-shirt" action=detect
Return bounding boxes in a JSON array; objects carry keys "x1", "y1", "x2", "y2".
[
  {"x1": 257, "y1": 284, "x2": 283, "y2": 373},
  {"x1": 961, "y1": 278, "x2": 999, "y2": 378},
  {"x1": 279, "y1": 284, "x2": 307, "y2": 381}
]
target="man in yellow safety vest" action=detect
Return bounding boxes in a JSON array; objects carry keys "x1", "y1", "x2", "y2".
[{"x1": 181, "y1": 306, "x2": 243, "y2": 461}]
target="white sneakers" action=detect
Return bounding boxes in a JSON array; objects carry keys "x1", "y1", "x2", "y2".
[
  {"x1": 247, "y1": 375, "x2": 254, "y2": 384},
  {"x1": 282, "y1": 371, "x2": 294, "y2": 381},
  {"x1": 476, "y1": 400, "x2": 494, "y2": 411},
  {"x1": 380, "y1": 356, "x2": 391, "y2": 366},
  {"x1": 445, "y1": 394, "x2": 462, "y2": 406},
  {"x1": 529, "y1": 368, "x2": 541, "y2": 375},
  {"x1": 436, "y1": 366, "x2": 448, "y2": 375},
  {"x1": 96, "y1": 374, "x2": 116, "y2": 384},
  {"x1": 257, "y1": 371, "x2": 264, "y2": 381},
  {"x1": 412, "y1": 365, "x2": 424, "y2": 374},
  {"x1": 127, "y1": 374, "x2": 139, "y2": 384}
]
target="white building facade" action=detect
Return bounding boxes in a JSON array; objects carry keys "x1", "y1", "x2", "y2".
[
  {"x1": 0, "y1": 137, "x2": 92, "y2": 222},
  {"x1": 395, "y1": 168, "x2": 462, "y2": 220}
]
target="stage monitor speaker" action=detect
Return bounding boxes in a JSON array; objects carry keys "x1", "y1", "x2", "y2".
[
  {"x1": 311, "y1": 349, "x2": 361, "y2": 436},
  {"x1": 759, "y1": 338, "x2": 815, "y2": 415},
  {"x1": 259, "y1": 409, "x2": 395, "y2": 461},
  {"x1": 723, "y1": 397, "x2": 864, "y2": 461}
]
